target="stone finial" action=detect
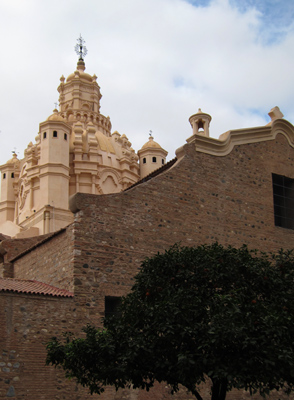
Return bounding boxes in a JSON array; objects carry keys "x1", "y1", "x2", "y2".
[{"x1": 268, "y1": 106, "x2": 284, "y2": 122}]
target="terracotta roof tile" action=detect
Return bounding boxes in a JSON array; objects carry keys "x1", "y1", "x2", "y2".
[
  {"x1": 0, "y1": 277, "x2": 73, "y2": 298},
  {"x1": 9, "y1": 227, "x2": 69, "y2": 263}
]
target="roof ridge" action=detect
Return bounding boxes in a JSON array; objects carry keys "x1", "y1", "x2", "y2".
[
  {"x1": 125, "y1": 157, "x2": 178, "y2": 192},
  {"x1": 9, "y1": 226, "x2": 71, "y2": 263},
  {"x1": 0, "y1": 277, "x2": 74, "y2": 298}
]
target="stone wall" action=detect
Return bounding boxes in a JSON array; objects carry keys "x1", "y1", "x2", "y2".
[
  {"x1": 12, "y1": 229, "x2": 74, "y2": 292},
  {"x1": 0, "y1": 233, "x2": 52, "y2": 278},
  {"x1": 0, "y1": 291, "x2": 98, "y2": 399}
]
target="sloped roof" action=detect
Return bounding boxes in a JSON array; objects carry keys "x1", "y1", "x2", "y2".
[
  {"x1": 0, "y1": 233, "x2": 10, "y2": 241},
  {"x1": 7, "y1": 227, "x2": 68, "y2": 263},
  {"x1": 125, "y1": 157, "x2": 178, "y2": 192},
  {"x1": 0, "y1": 277, "x2": 73, "y2": 298}
]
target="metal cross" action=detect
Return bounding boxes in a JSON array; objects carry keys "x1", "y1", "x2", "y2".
[{"x1": 75, "y1": 35, "x2": 88, "y2": 61}]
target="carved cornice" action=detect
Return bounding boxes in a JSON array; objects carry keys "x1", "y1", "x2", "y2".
[{"x1": 176, "y1": 118, "x2": 294, "y2": 158}]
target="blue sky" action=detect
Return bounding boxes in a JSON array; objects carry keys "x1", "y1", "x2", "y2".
[{"x1": 0, "y1": 0, "x2": 293, "y2": 163}]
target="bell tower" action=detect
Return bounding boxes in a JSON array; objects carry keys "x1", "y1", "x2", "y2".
[{"x1": 189, "y1": 108, "x2": 212, "y2": 137}]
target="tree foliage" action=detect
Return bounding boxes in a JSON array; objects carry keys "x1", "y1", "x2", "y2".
[{"x1": 46, "y1": 243, "x2": 294, "y2": 400}]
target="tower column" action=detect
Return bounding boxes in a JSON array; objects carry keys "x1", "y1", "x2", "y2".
[
  {"x1": 44, "y1": 210, "x2": 50, "y2": 234},
  {"x1": 92, "y1": 175, "x2": 96, "y2": 194}
]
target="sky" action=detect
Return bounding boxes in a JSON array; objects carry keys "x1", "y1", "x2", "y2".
[{"x1": 0, "y1": 0, "x2": 293, "y2": 163}]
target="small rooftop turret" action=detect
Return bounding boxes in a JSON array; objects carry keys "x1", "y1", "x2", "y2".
[
  {"x1": 189, "y1": 108, "x2": 212, "y2": 137},
  {"x1": 138, "y1": 132, "x2": 168, "y2": 179}
]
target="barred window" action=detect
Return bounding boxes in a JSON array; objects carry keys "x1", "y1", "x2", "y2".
[{"x1": 272, "y1": 173, "x2": 294, "y2": 229}]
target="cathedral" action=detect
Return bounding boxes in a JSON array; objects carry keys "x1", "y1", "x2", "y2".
[
  {"x1": 1, "y1": 39, "x2": 294, "y2": 400},
  {"x1": 0, "y1": 38, "x2": 167, "y2": 238}
]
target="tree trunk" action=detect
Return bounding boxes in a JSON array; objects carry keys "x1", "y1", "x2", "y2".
[{"x1": 211, "y1": 379, "x2": 227, "y2": 400}]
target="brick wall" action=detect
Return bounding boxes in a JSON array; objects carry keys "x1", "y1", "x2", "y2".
[
  {"x1": 0, "y1": 234, "x2": 52, "y2": 278},
  {"x1": 0, "y1": 291, "x2": 101, "y2": 399},
  {"x1": 12, "y1": 229, "x2": 74, "y2": 292},
  {"x1": 1, "y1": 233, "x2": 52, "y2": 263}
]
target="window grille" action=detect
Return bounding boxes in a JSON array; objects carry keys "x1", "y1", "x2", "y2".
[{"x1": 272, "y1": 173, "x2": 294, "y2": 229}]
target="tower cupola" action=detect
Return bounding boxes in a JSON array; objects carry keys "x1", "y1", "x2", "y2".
[
  {"x1": 189, "y1": 108, "x2": 212, "y2": 137},
  {"x1": 138, "y1": 133, "x2": 168, "y2": 179}
]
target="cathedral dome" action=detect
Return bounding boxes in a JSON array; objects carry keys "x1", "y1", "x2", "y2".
[
  {"x1": 66, "y1": 70, "x2": 93, "y2": 83},
  {"x1": 47, "y1": 109, "x2": 65, "y2": 122},
  {"x1": 66, "y1": 60, "x2": 92, "y2": 83},
  {"x1": 141, "y1": 135, "x2": 163, "y2": 150}
]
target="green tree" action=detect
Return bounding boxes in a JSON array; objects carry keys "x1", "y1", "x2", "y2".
[{"x1": 46, "y1": 243, "x2": 294, "y2": 400}]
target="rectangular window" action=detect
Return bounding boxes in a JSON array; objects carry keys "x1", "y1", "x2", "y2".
[
  {"x1": 105, "y1": 296, "x2": 122, "y2": 319},
  {"x1": 43, "y1": 132, "x2": 47, "y2": 139},
  {"x1": 3, "y1": 173, "x2": 6, "y2": 179},
  {"x1": 64, "y1": 133, "x2": 67, "y2": 140},
  {"x1": 272, "y1": 173, "x2": 294, "y2": 229},
  {"x1": 53, "y1": 131, "x2": 58, "y2": 138}
]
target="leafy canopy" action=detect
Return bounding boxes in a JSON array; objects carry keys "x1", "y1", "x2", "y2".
[{"x1": 46, "y1": 243, "x2": 294, "y2": 400}]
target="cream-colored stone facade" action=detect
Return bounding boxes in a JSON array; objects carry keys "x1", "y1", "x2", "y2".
[{"x1": 0, "y1": 57, "x2": 167, "y2": 237}]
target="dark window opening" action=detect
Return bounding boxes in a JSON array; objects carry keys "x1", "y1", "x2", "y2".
[
  {"x1": 105, "y1": 296, "x2": 122, "y2": 320},
  {"x1": 272, "y1": 173, "x2": 294, "y2": 229},
  {"x1": 53, "y1": 131, "x2": 58, "y2": 138},
  {"x1": 64, "y1": 133, "x2": 67, "y2": 140},
  {"x1": 143, "y1": 158, "x2": 146, "y2": 164},
  {"x1": 3, "y1": 173, "x2": 6, "y2": 179},
  {"x1": 162, "y1": 159, "x2": 164, "y2": 165},
  {"x1": 152, "y1": 156, "x2": 157, "y2": 163},
  {"x1": 43, "y1": 132, "x2": 47, "y2": 139},
  {"x1": 11, "y1": 173, "x2": 14, "y2": 178}
]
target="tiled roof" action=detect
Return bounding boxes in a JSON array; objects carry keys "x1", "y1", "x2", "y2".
[
  {"x1": 7, "y1": 227, "x2": 70, "y2": 263},
  {"x1": 0, "y1": 277, "x2": 73, "y2": 298},
  {"x1": 0, "y1": 233, "x2": 10, "y2": 241}
]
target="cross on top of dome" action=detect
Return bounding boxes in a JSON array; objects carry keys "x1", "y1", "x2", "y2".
[{"x1": 75, "y1": 35, "x2": 88, "y2": 61}]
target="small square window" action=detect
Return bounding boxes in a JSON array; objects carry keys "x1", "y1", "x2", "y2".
[
  {"x1": 152, "y1": 156, "x2": 157, "y2": 163},
  {"x1": 105, "y1": 296, "x2": 122, "y2": 320},
  {"x1": 43, "y1": 132, "x2": 47, "y2": 139},
  {"x1": 272, "y1": 173, "x2": 294, "y2": 229},
  {"x1": 53, "y1": 131, "x2": 58, "y2": 138}
]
